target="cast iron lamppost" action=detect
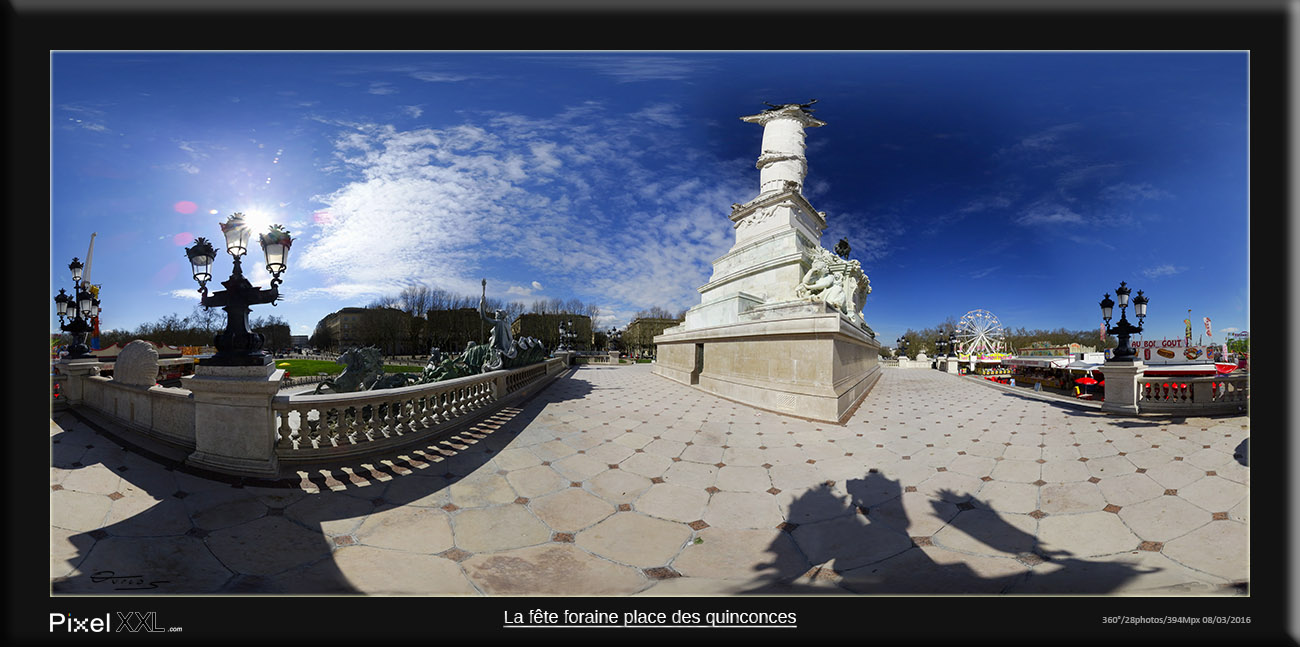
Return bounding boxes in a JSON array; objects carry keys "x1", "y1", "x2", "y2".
[
  {"x1": 1100, "y1": 281, "x2": 1147, "y2": 362},
  {"x1": 896, "y1": 336, "x2": 909, "y2": 359},
  {"x1": 185, "y1": 213, "x2": 292, "y2": 366},
  {"x1": 53, "y1": 258, "x2": 98, "y2": 360},
  {"x1": 948, "y1": 330, "x2": 959, "y2": 358}
]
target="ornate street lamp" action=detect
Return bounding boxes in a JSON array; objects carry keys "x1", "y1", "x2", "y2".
[
  {"x1": 186, "y1": 213, "x2": 292, "y2": 366},
  {"x1": 53, "y1": 259, "x2": 96, "y2": 360},
  {"x1": 1101, "y1": 281, "x2": 1146, "y2": 362},
  {"x1": 948, "y1": 330, "x2": 958, "y2": 358}
]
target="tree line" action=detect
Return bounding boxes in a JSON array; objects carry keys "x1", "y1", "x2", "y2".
[
  {"x1": 88, "y1": 306, "x2": 292, "y2": 351},
  {"x1": 890, "y1": 317, "x2": 1117, "y2": 359},
  {"x1": 308, "y1": 284, "x2": 608, "y2": 356}
]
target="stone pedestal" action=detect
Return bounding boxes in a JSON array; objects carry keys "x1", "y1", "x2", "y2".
[
  {"x1": 655, "y1": 301, "x2": 880, "y2": 423},
  {"x1": 55, "y1": 358, "x2": 101, "y2": 405},
  {"x1": 944, "y1": 357, "x2": 959, "y2": 374},
  {"x1": 608, "y1": 350, "x2": 621, "y2": 364},
  {"x1": 1100, "y1": 360, "x2": 1144, "y2": 416},
  {"x1": 183, "y1": 357, "x2": 284, "y2": 478}
]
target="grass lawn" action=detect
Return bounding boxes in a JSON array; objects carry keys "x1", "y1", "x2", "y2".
[{"x1": 273, "y1": 359, "x2": 426, "y2": 376}]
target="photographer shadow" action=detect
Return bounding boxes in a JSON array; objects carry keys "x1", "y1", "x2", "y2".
[{"x1": 742, "y1": 471, "x2": 1155, "y2": 594}]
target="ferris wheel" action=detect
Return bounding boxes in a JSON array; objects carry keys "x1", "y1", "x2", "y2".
[{"x1": 956, "y1": 309, "x2": 1005, "y2": 356}]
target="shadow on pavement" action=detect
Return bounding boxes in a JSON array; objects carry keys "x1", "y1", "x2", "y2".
[
  {"x1": 1234, "y1": 437, "x2": 1248, "y2": 466},
  {"x1": 51, "y1": 369, "x2": 592, "y2": 595},
  {"x1": 744, "y1": 471, "x2": 1156, "y2": 594}
]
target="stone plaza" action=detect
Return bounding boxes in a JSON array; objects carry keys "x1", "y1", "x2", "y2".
[{"x1": 51, "y1": 362, "x2": 1248, "y2": 595}]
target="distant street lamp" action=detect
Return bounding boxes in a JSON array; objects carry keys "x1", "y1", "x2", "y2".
[
  {"x1": 895, "y1": 336, "x2": 909, "y2": 359},
  {"x1": 607, "y1": 327, "x2": 623, "y2": 352},
  {"x1": 948, "y1": 330, "x2": 958, "y2": 358},
  {"x1": 1101, "y1": 281, "x2": 1147, "y2": 362},
  {"x1": 185, "y1": 213, "x2": 292, "y2": 366},
  {"x1": 53, "y1": 258, "x2": 97, "y2": 360}
]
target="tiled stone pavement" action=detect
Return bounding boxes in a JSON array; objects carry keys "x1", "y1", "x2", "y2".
[{"x1": 50, "y1": 364, "x2": 1249, "y2": 595}]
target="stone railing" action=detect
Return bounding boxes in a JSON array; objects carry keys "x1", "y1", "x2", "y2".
[
  {"x1": 55, "y1": 355, "x2": 567, "y2": 477},
  {"x1": 272, "y1": 357, "x2": 567, "y2": 464},
  {"x1": 75, "y1": 374, "x2": 197, "y2": 449},
  {"x1": 280, "y1": 374, "x2": 331, "y2": 389},
  {"x1": 1138, "y1": 373, "x2": 1249, "y2": 414}
]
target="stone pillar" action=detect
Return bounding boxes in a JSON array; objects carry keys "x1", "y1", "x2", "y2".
[
  {"x1": 608, "y1": 350, "x2": 620, "y2": 364},
  {"x1": 741, "y1": 104, "x2": 826, "y2": 196},
  {"x1": 1100, "y1": 360, "x2": 1145, "y2": 416},
  {"x1": 55, "y1": 358, "x2": 101, "y2": 406},
  {"x1": 183, "y1": 359, "x2": 284, "y2": 478},
  {"x1": 944, "y1": 357, "x2": 959, "y2": 374}
]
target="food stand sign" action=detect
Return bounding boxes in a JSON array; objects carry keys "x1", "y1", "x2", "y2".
[{"x1": 1132, "y1": 338, "x2": 1216, "y2": 364}]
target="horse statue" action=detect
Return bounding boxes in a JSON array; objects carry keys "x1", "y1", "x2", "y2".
[{"x1": 314, "y1": 346, "x2": 400, "y2": 394}]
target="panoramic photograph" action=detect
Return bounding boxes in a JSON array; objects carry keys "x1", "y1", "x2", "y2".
[{"x1": 49, "y1": 50, "x2": 1249, "y2": 617}]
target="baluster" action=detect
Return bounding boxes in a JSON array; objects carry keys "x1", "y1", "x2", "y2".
[
  {"x1": 414, "y1": 394, "x2": 429, "y2": 428},
  {"x1": 383, "y1": 398, "x2": 399, "y2": 437}
]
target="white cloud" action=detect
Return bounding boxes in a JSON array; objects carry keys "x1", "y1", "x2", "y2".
[
  {"x1": 1141, "y1": 264, "x2": 1186, "y2": 279},
  {"x1": 296, "y1": 104, "x2": 750, "y2": 317},
  {"x1": 1220, "y1": 326, "x2": 1239, "y2": 333},
  {"x1": 1012, "y1": 123, "x2": 1082, "y2": 152},
  {"x1": 969, "y1": 266, "x2": 999, "y2": 279},
  {"x1": 401, "y1": 105, "x2": 424, "y2": 119},
  {"x1": 1100, "y1": 182, "x2": 1172, "y2": 201},
  {"x1": 409, "y1": 71, "x2": 474, "y2": 83},
  {"x1": 368, "y1": 82, "x2": 397, "y2": 95},
  {"x1": 564, "y1": 56, "x2": 706, "y2": 82},
  {"x1": 1016, "y1": 202, "x2": 1083, "y2": 226}
]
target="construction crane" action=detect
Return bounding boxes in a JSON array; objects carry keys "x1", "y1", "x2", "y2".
[{"x1": 82, "y1": 233, "x2": 101, "y2": 350}]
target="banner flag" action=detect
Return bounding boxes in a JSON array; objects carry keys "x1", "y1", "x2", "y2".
[
  {"x1": 1100, "y1": 323, "x2": 1105, "y2": 342},
  {"x1": 1184, "y1": 312, "x2": 1192, "y2": 346},
  {"x1": 1204, "y1": 317, "x2": 1212, "y2": 338}
]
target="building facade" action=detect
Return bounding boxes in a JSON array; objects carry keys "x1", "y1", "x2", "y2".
[
  {"x1": 512, "y1": 313, "x2": 593, "y2": 351},
  {"x1": 623, "y1": 317, "x2": 682, "y2": 358}
]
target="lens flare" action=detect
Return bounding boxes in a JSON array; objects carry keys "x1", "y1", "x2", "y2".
[
  {"x1": 174, "y1": 200, "x2": 198, "y2": 214},
  {"x1": 173, "y1": 232, "x2": 195, "y2": 246}
]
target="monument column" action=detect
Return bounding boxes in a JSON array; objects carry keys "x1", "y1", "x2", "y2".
[
  {"x1": 653, "y1": 101, "x2": 881, "y2": 423},
  {"x1": 741, "y1": 103, "x2": 826, "y2": 197}
]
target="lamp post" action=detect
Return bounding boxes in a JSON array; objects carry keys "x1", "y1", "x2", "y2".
[
  {"x1": 185, "y1": 213, "x2": 292, "y2": 366},
  {"x1": 53, "y1": 258, "x2": 98, "y2": 360},
  {"x1": 1101, "y1": 281, "x2": 1147, "y2": 362},
  {"x1": 948, "y1": 330, "x2": 959, "y2": 358}
]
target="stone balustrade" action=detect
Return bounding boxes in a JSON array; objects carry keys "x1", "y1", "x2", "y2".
[
  {"x1": 272, "y1": 357, "x2": 566, "y2": 464},
  {"x1": 1138, "y1": 373, "x2": 1249, "y2": 414},
  {"x1": 55, "y1": 355, "x2": 567, "y2": 477}
]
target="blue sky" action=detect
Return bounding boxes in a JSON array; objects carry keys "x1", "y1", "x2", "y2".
[{"x1": 50, "y1": 51, "x2": 1249, "y2": 347}]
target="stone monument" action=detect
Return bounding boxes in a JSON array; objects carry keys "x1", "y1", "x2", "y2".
[{"x1": 653, "y1": 102, "x2": 881, "y2": 422}]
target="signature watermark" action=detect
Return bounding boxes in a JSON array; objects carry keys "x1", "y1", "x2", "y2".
[{"x1": 89, "y1": 570, "x2": 170, "y2": 591}]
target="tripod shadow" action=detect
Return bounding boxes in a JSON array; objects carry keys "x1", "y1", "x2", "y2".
[
  {"x1": 743, "y1": 471, "x2": 1156, "y2": 594},
  {"x1": 51, "y1": 368, "x2": 591, "y2": 595}
]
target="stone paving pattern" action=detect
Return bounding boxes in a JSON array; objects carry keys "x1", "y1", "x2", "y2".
[{"x1": 51, "y1": 364, "x2": 1249, "y2": 595}]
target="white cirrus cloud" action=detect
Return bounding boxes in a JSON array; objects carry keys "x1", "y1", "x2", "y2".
[
  {"x1": 1100, "y1": 182, "x2": 1173, "y2": 201},
  {"x1": 1141, "y1": 264, "x2": 1186, "y2": 279},
  {"x1": 1016, "y1": 202, "x2": 1083, "y2": 226},
  {"x1": 295, "y1": 103, "x2": 749, "y2": 315}
]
